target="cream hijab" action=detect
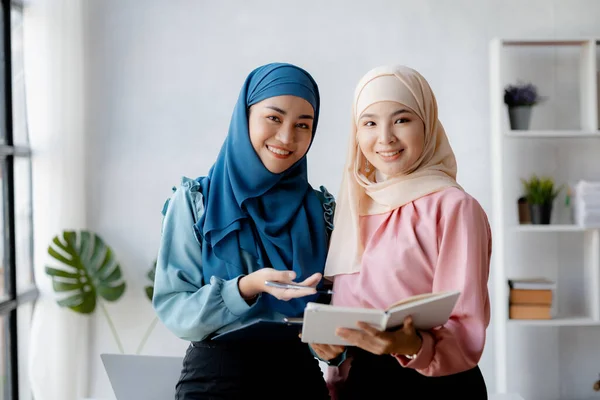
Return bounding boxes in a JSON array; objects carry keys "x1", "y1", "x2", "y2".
[{"x1": 324, "y1": 65, "x2": 463, "y2": 278}]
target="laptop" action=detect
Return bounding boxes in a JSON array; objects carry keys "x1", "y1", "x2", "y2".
[{"x1": 101, "y1": 353, "x2": 184, "y2": 400}]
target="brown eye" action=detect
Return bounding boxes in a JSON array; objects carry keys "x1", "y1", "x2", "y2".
[
  {"x1": 267, "y1": 116, "x2": 281, "y2": 123},
  {"x1": 395, "y1": 118, "x2": 410, "y2": 124},
  {"x1": 365, "y1": 121, "x2": 376, "y2": 127}
]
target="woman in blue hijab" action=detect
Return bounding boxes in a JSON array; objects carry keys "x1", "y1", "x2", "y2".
[{"x1": 153, "y1": 63, "x2": 335, "y2": 399}]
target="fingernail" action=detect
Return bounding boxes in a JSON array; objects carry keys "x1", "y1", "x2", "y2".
[{"x1": 288, "y1": 272, "x2": 295, "y2": 279}]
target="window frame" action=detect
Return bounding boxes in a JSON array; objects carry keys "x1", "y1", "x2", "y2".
[{"x1": 0, "y1": 0, "x2": 39, "y2": 398}]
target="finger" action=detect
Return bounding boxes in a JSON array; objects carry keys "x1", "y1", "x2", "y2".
[
  {"x1": 297, "y1": 272, "x2": 322, "y2": 287},
  {"x1": 267, "y1": 269, "x2": 296, "y2": 283},
  {"x1": 310, "y1": 344, "x2": 334, "y2": 359},
  {"x1": 311, "y1": 344, "x2": 327, "y2": 353},
  {"x1": 403, "y1": 315, "x2": 415, "y2": 335},
  {"x1": 319, "y1": 344, "x2": 344, "y2": 354},
  {"x1": 336, "y1": 327, "x2": 366, "y2": 342},
  {"x1": 331, "y1": 345, "x2": 345, "y2": 353},
  {"x1": 356, "y1": 321, "x2": 383, "y2": 336},
  {"x1": 281, "y1": 287, "x2": 316, "y2": 299},
  {"x1": 337, "y1": 329, "x2": 380, "y2": 354},
  {"x1": 290, "y1": 286, "x2": 317, "y2": 295}
]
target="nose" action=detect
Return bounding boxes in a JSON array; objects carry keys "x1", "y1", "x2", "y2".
[
  {"x1": 276, "y1": 123, "x2": 295, "y2": 145},
  {"x1": 377, "y1": 123, "x2": 396, "y2": 145}
]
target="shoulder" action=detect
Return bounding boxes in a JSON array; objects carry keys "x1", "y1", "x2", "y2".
[
  {"x1": 431, "y1": 187, "x2": 490, "y2": 228},
  {"x1": 161, "y1": 176, "x2": 207, "y2": 222},
  {"x1": 313, "y1": 185, "x2": 335, "y2": 207},
  {"x1": 313, "y1": 185, "x2": 336, "y2": 231},
  {"x1": 436, "y1": 187, "x2": 482, "y2": 208}
]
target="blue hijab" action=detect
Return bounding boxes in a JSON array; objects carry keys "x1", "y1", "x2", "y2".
[{"x1": 195, "y1": 63, "x2": 328, "y2": 317}]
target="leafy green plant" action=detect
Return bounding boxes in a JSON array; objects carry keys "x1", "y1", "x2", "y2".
[
  {"x1": 521, "y1": 175, "x2": 562, "y2": 205},
  {"x1": 136, "y1": 260, "x2": 159, "y2": 355},
  {"x1": 145, "y1": 260, "x2": 156, "y2": 301},
  {"x1": 46, "y1": 232, "x2": 162, "y2": 354},
  {"x1": 504, "y1": 82, "x2": 545, "y2": 107},
  {"x1": 45, "y1": 230, "x2": 127, "y2": 353}
]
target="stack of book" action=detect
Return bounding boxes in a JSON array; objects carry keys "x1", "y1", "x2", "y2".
[
  {"x1": 574, "y1": 180, "x2": 600, "y2": 227},
  {"x1": 508, "y1": 278, "x2": 555, "y2": 320}
]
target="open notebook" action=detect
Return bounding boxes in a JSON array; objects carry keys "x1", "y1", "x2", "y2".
[{"x1": 300, "y1": 291, "x2": 461, "y2": 346}]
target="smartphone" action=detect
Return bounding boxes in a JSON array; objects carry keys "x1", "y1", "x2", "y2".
[{"x1": 264, "y1": 281, "x2": 333, "y2": 294}]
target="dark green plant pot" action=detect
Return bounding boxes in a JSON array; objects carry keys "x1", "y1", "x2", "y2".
[
  {"x1": 508, "y1": 106, "x2": 532, "y2": 130},
  {"x1": 529, "y1": 203, "x2": 552, "y2": 224}
]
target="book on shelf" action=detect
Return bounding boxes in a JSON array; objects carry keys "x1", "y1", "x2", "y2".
[
  {"x1": 509, "y1": 288, "x2": 552, "y2": 305},
  {"x1": 508, "y1": 278, "x2": 555, "y2": 320},
  {"x1": 508, "y1": 278, "x2": 556, "y2": 290},
  {"x1": 509, "y1": 304, "x2": 552, "y2": 320}
]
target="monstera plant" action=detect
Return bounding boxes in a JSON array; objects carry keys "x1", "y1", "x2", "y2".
[
  {"x1": 144, "y1": 259, "x2": 156, "y2": 301},
  {"x1": 136, "y1": 260, "x2": 159, "y2": 354},
  {"x1": 45, "y1": 230, "x2": 127, "y2": 353}
]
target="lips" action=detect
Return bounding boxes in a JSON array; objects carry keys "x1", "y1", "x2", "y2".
[
  {"x1": 376, "y1": 148, "x2": 404, "y2": 161},
  {"x1": 267, "y1": 145, "x2": 293, "y2": 159},
  {"x1": 378, "y1": 150, "x2": 401, "y2": 157}
]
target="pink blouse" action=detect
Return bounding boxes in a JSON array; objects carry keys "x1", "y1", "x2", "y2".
[{"x1": 326, "y1": 188, "x2": 491, "y2": 391}]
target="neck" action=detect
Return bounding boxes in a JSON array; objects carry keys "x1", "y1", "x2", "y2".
[{"x1": 375, "y1": 169, "x2": 388, "y2": 182}]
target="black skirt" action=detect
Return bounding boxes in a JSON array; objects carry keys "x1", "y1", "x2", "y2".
[
  {"x1": 338, "y1": 349, "x2": 488, "y2": 399},
  {"x1": 175, "y1": 338, "x2": 330, "y2": 400}
]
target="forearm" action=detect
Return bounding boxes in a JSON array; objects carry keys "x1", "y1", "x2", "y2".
[
  {"x1": 153, "y1": 274, "x2": 258, "y2": 342},
  {"x1": 394, "y1": 317, "x2": 486, "y2": 376}
]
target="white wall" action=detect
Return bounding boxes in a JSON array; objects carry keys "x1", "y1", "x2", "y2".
[{"x1": 81, "y1": 0, "x2": 600, "y2": 399}]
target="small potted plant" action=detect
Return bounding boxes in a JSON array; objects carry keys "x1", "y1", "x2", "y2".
[
  {"x1": 520, "y1": 175, "x2": 562, "y2": 224},
  {"x1": 504, "y1": 82, "x2": 544, "y2": 130}
]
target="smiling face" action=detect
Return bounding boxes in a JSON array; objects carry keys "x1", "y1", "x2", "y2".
[
  {"x1": 248, "y1": 95, "x2": 315, "y2": 174},
  {"x1": 356, "y1": 101, "x2": 425, "y2": 178}
]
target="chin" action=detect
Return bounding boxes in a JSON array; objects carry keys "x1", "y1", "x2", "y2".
[{"x1": 266, "y1": 162, "x2": 291, "y2": 174}]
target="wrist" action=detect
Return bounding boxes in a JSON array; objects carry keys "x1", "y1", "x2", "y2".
[
  {"x1": 409, "y1": 331, "x2": 423, "y2": 355},
  {"x1": 238, "y1": 275, "x2": 259, "y2": 300}
]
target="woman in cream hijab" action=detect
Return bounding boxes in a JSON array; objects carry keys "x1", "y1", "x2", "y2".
[{"x1": 310, "y1": 65, "x2": 491, "y2": 399}]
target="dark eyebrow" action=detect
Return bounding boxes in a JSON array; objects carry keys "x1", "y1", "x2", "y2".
[
  {"x1": 265, "y1": 105, "x2": 314, "y2": 120},
  {"x1": 390, "y1": 109, "x2": 412, "y2": 117},
  {"x1": 359, "y1": 109, "x2": 412, "y2": 120},
  {"x1": 265, "y1": 105, "x2": 286, "y2": 115}
]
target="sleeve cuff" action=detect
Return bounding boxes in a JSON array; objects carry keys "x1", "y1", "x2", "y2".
[
  {"x1": 217, "y1": 275, "x2": 260, "y2": 317},
  {"x1": 393, "y1": 330, "x2": 435, "y2": 369},
  {"x1": 326, "y1": 349, "x2": 348, "y2": 367}
]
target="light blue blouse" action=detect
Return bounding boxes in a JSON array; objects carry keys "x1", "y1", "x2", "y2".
[{"x1": 152, "y1": 176, "x2": 335, "y2": 343}]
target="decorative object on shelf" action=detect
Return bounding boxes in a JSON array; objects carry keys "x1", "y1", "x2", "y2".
[
  {"x1": 563, "y1": 186, "x2": 574, "y2": 224},
  {"x1": 504, "y1": 82, "x2": 545, "y2": 130},
  {"x1": 45, "y1": 230, "x2": 127, "y2": 353},
  {"x1": 574, "y1": 180, "x2": 600, "y2": 227},
  {"x1": 517, "y1": 196, "x2": 531, "y2": 224},
  {"x1": 520, "y1": 175, "x2": 562, "y2": 224}
]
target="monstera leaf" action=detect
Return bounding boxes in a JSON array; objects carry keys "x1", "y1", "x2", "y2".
[
  {"x1": 45, "y1": 230, "x2": 127, "y2": 314},
  {"x1": 145, "y1": 259, "x2": 156, "y2": 301},
  {"x1": 138, "y1": 259, "x2": 159, "y2": 355}
]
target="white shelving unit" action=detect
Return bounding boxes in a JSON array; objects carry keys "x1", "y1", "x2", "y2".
[{"x1": 490, "y1": 38, "x2": 600, "y2": 399}]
